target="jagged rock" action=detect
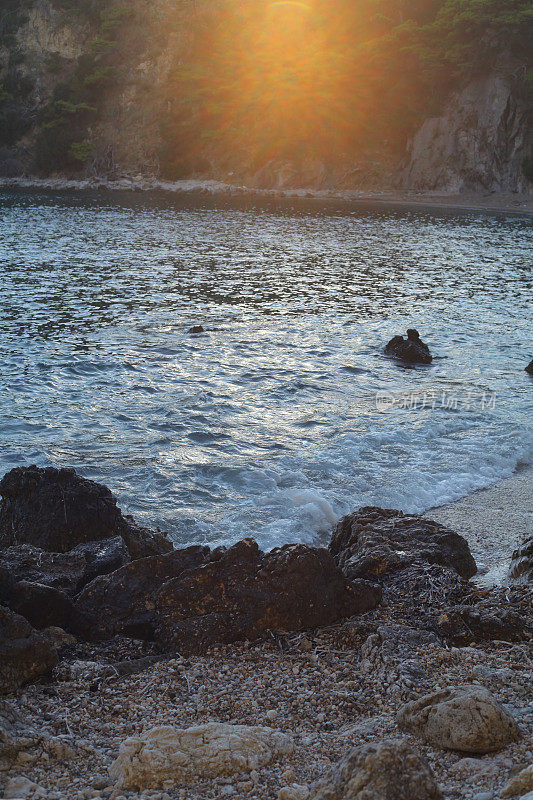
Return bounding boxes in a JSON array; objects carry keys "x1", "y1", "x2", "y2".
[
  {"x1": 109, "y1": 723, "x2": 294, "y2": 789},
  {"x1": 188, "y1": 325, "x2": 204, "y2": 334},
  {"x1": 360, "y1": 625, "x2": 441, "y2": 700},
  {"x1": 308, "y1": 739, "x2": 443, "y2": 800},
  {"x1": 330, "y1": 507, "x2": 476, "y2": 581},
  {"x1": 435, "y1": 605, "x2": 532, "y2": 645},
  {"x1": 397, "y1": 685, "x2": 519, "y2": 753},
  {"x1": 1, "y1": 544, "x2": 86, "y2": 594},
  {"x1": 0, "y1": 465, "x2": 172, "y2": 558},
  {"x1": 501, "y1": 764, "x2": 533, "y2": 798},
  {"x1": 0, "y1": 699, "x2": 38, "y2": 770},
  {"x1": 74, "y1": 545, "x2": 210, "y2": 639},
  {"x1": 525, "y1": 360, "x2": 533, "y2": 375},
  {"x1": 0, "y1": 606, "x2": 57, "y2": 694},
  {"x1": 510, "y1": 536, "x2": 533, "y2": 584},
  {"x1": 6, "y1": 580, "x2": 75, "y2": 630},
  {"x1": 400, "y1": 74, "x2": 532, "y2": 192},
  {"x1": 384, "y1": 329, "x2": 432, "y2": 364},
  {"x1": 3, "y1": 775, "x2": 46, "y2": 798},
  {"x1": 155, "y1": 539, "x2": 382, "y2": 652},
  {"x1": 71, "y1": 536, "x2": 131, "y2": 586}
]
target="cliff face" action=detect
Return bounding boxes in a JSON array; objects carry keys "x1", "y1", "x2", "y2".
[
  {"x1": 400, "y1": 74, "x2": 532, "y2": 193},
  {"x1": 1, "y1": 1, "x2": 531, "y2": 192}
]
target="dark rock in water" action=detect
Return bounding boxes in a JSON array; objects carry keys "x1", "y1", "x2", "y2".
[
  {"x1": 525, "y1": 360, "x2": 533, "y2": 375},
  {"x1": 6, "y1": 581, "x2": 75, "y2": 631},
  {"x1": 435, "y1": 605, "x2": 533, "y2": 645},
  {"x1": 74, "y1": 545, "x2": 211, "y2": 640},
  {"x1": 384, "y1": 329, "x2": 432, "y2": 364},
  {"x1": 0, "y1": 606, "x2": 57, "y2": 694},
  {"x1": 330, "y1": 507, "x2": 477, "y2": 581},
  {"x1": 0, "y1": 465, "x2": 172, "y2": 558},
  {"x1": 509, "y1": 535, "x2": 533, "y2": 584},
  {"x1": 155, "y1": 539, "x2": 381, "y2": 652},
  {"x1": 75, "y1": 538, "x2": 381, "y2": 650},
  {"x1": 188, "y1": 325, "x2": 204, "y2": 334}
]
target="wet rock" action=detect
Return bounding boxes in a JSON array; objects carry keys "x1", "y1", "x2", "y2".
[
  {"x1": 155, "y1": 539, "x2": 382, "y2": 652},
  {"x1": 509, "y1": 536, "x2": 533, "y2": 584},
  {"x1": 0, "y1": 606, "x2": 57, "y2": 694},
  {"x1": 384, "y1": 329, "x2": 432, "y2": 364},
  {"x1": 188, "y1": 325, "x2": 205, "y2": 334},
  {"x1": 1, "y1": 544, "x2": 86, "y2": 594},
  {"x1": 109, "y1": 722, "x2": 294, "y2": 789},
  {"x1": 0, "y1": 465, "x2": 172, "y2": 558},
  {"x1": 308, "y1": 739, "x2": 443, "y2": 799},
  {"x1": 6, "y1": 580, "x2": 75, "y2": 630},
  {"x1": 435, "y1": 605, "x2": 532, "y2": 645},
  {"x1": 74, "y1": 545, "x2": 211, "y2": 639},
  {"x1": 330, "y1": 506, "x2": 476, "y2": 581},
  {"x1": 360, "y1": 625, "x2": 441, "y2": 700},
  {"x1": 525, "y1": 360, "x2": 533, "y2": 375},
  {"x1": 77, "y1": 539, "x2": 380, "y2": 649},
  {"x1": 71, "y1": 536, "x2": 131, "y2": 586},
  {"x1": 502, "y1": 764, "x2": 533, "y2": 798},
  {"x1": 397, "y1": 685, "x2": 519, "y2": 753}
]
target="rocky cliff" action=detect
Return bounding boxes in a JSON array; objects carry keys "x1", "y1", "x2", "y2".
[
  {"x1": 400, "y1": 73, "x2": 532, "y2": 193},
  {"x1": 0, "y1": 0, "x2": 531, "y2": 192}
]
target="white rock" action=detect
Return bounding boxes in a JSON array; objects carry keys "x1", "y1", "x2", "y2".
[
  {"x1": 278, "y1": 784, "x2": 310, "y2": 800},
  {"x1": 397, "y1": 685, "x2": 519, "y2": 753},
  {"x1": 502, "y1": 765, "x2": 533, "y2": 798},
  {"x1": 3, "y1": 776, "x2": 46, "y2": 798},
  {"x1": 109, "y1": 722, "x2": 294, "y2": 790}
]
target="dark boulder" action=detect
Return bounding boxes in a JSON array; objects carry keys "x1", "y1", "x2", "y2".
[
  {"x1": 71, "y1": 536, "x2": 131, "y2": 587},
  {"x1": 525, "y1": 359, "x2": 533, "y2": 375},
  {"x1": 0, "y1": 465, "x2": 172, "y2": 558},
  {"x1": 74, "y1": 545, "x2": 211, "y2": 639},
  {"x1": 2, "y1": 544, "x2": 86, "y2": 595},
  {"x1": 75, "y1": 539, "x2": 381, "y2": 651},
  {"x1": 384, "y1": 329, "x2": 432, "y2": 364},
  {"x1": 188, "y1": 325, "x2": 205, "y2": 334},
  {"x1": 435, "y1": 605, "x2": 533, "y2": 645},
  {"x1": 155, "y1": 539, "x2": 382, "y2": 652},
  {"x1": 0, "y1": 606, "x2": 57, "y2": 694},
  {"x1": 330, "y1": 507, "x2": 477, "y2": 581},
  {"x1": 6, "y1": 581, "x2": 75, "y2": 631}
]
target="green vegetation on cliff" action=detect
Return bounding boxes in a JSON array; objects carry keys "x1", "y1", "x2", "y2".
[{"x1": 0, "y1": 0, "x2": 531, "y2": 178}]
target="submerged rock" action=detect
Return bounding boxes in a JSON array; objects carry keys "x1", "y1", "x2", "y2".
[
  {"x1": 525, "y1": 359, "x2": 533, "y2": 375},
  {"x1": 109, "y1": 722, "x2": 294, "y2": 789},
  {"x1": 384, "y1": 329, "x2": 432, "y2": 364},
  {"x1": 0, "y1": 606, "x2": 57, "y2": 694},
  {"x1": 0, "y1": 465, "x2": 172, "y2": 558},
  {"x1": 188, "y1": 325, "x2": 205, "y2": 334},
  {"x1": 397, "y1": 685, "x2": 519, "y2": 753},
  {"x1": 330, "y1": 506, "x2": 476, "y2": 581},
  {"x1": 308, "y1": 739, "x2": 443, "y2": 800}
]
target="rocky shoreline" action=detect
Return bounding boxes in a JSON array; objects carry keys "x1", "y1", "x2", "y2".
[
  {"x1": 1, "y1": 466, "x2": 532, "y2": 800},
  {"x1": 1, "y1": 176, "x2": 532, "y2": 216}
]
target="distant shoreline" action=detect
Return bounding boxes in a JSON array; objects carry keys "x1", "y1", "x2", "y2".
[{"x1": 1, "y1": 175, "x2": 532, "y2": 216}]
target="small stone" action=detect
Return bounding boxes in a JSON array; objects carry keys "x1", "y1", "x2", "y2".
[{"x1": 278, "y1": 785, "x2": 310, "y2": 800}]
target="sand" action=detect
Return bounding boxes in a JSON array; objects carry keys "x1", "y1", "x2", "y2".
[{"x1": 424, "y1": 466, "x2": 533, "y2": 586}]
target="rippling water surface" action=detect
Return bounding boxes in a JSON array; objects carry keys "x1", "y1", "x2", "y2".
[{"x1": 0, "y1": 189, "x2": 531, "y2": 550}]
